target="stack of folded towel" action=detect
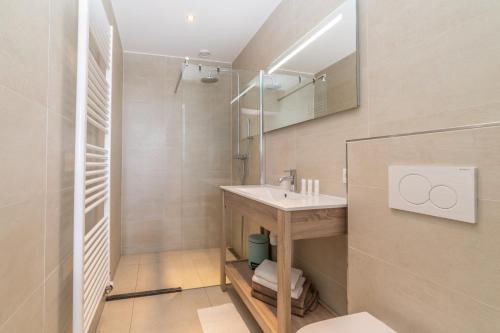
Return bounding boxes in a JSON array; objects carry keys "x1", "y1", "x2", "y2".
[{"x1": 251, "y1": 259, "x2": 319, "y2": 317}]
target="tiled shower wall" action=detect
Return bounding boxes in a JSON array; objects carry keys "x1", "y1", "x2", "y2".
[
  {"x1": 122, "y1": 53, "x2": 232, "y2": 254},
  {"x1": 0, "y1": 0, "x2": 123, "y2": 331},
  {"x1": 232, "y1": 0, "x2": 500, "y2": 320}
]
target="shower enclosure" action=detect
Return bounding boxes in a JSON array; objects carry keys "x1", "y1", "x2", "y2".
[
  {"x1": 122, "y1": 55, "x2": 233, "y2": 255},
  {"x1": 120, "y1": 53, "x2": 266, "y2": 291},
  {"x1": 176, "y1": 62, "x2": 233, "y2": 250}
]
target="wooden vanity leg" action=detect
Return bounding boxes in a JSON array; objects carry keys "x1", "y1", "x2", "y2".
[
  {"x1": 220, "y1": 191, "x2": 227, "y2": 291},
  {"x1": 277, "y1": 211, "x2": 292, "y2": 333}
]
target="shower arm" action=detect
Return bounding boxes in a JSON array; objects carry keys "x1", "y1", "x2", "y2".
[{"x1": 174, "y1": 57, "x2": 189, "y2": 94}]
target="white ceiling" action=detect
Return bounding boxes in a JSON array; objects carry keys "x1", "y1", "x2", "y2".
[{"x1": 110, "y1": 0, "x2": 282, "y2": 63}]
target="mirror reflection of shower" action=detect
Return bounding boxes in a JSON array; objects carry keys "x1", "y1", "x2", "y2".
[{"x1": 232, "y1": 71, "x2": 249, "y2": 184}]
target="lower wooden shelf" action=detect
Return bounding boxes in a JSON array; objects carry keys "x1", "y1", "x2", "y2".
[{"x1": 225, "y1": 260, "x2": 335, "y2": 333}]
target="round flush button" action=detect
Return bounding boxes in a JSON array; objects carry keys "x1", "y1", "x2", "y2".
[
  {"x1": 430, "y1": 185, "x2": 457, "y2": 209},
  {"x1": 399, "y1": 174, "x2": 431, "y2": 205}
]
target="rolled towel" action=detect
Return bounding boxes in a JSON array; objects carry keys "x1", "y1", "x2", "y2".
[
  {"x1": 252, "y1": 275, "x2": 305, "y2": 299},
  {"x1": 255, "y1": 259, "x2": 303, "y2": 290}
]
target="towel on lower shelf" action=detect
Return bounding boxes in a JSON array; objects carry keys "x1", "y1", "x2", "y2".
[
  {"x1": 250, "y1": 281, "x2": 319, "y2": 317},
  {"x1": 252, "y1": 278, "x2": 312, "y2": 308},
  {"x1": 254, "y1": 259, "x2": 303, "y2": 290},
  {"x1": 251, "y1": 289, "x2": 313, "y2": 317},
  {"x1": 252, "y1": 274, "x2": 306, "y2": 299}
]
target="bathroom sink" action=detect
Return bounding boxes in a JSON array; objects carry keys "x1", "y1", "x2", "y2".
[{"x1": 220, "y1": 185, "x2": 347, "y2": 211}]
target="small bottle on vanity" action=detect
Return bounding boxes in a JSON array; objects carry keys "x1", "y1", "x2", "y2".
[
  {"x1": 301, "y1": 179, "x2": 306, "y2": 194},
  {"x1": 307, "y1": 179, "x2": 313, "y2": 195},
  {"x1": 314, "y1": 179, "x2": 320, "y2": 195}
]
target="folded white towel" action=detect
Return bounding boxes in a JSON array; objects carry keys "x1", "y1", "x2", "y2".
[
  {"x1": 252, "y1": 275, "x2": 306, "y2": 300},
  {"x1": 254, "y1": 259, "x2": 303, "y2": 290}
]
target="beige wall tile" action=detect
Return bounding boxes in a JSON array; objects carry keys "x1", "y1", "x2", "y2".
[
  {"x1": 348, "y1": 247, "x2": 500, "y2": 333},
  {"x1": 0, "y1": 286, "x2": 44, "y2": 333},
  {"x1": 0, "y1": 87, "x2": 46, "y2": 207},
  {"x1": 97, "y1": 299, "x2": 133, "y2": 333},
  {"x1": 294, "y1": 248, "x2": 348, "y2": 315},
  {"x1": 123, "y1": 219, "x2": 164, "y2": 254},
  {"x1": 294, "y1": 235, "x2": 347, "y2": 287},
  {"x1": 0, "y1": 199, "x2": 44, "y2": 325},
  {"x1": 124, "y1": 52, "x2": 168, "y2": 81},
  {"x1": 44, "y1": 256, "x2": 73, "y2": 333},
  {"x1": 47, "y1": 0, "x2": 77, "y2": 120},
  {"x1": 349, "y1": 184, "x2": 500, "y2": 310},
  {"x1": 368, "y1": 10, "x2": 500, "y2": 136},
  {"x1": 123, "y1": 101, "x2": 167, "y2": 149},
  {"x1": 295, "y1": 123, "x2": 368, "y2": 197},
  {"x1": 44, "y1": 188, "x2": 74, "y2": 276},
  {"x1": 0, "y1": 0, "x2": 49, "y2": 105},
  {"x1": 46, "y1": 111, "x2": 75, "y2": 194}
]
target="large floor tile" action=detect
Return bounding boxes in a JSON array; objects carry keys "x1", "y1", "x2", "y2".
[
  {"x1": 204, "y1": 286, "x2": 263, "y2": 333},
  {"x1": 110, "y1": 262, "x2": 139, "y2": 295},
  {"x1": 129, "y1": 288, "x2": 210, "y2": 332},
  {"x1": 97, "y1": 299, "x2": 134, "y2": 333},
  {"x1": 136, "y1": 260, "x2": 204, "y2": 291}
]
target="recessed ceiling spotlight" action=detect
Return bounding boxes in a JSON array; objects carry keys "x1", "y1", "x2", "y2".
[
  {"x1": 198, "y1": 49, "x2": 211, "y2": 58},
  {"x1": 186, "y1": 14, "x2": 195, "y2": 23}
]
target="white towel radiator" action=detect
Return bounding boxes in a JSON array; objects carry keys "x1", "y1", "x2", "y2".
[{"x1": 73, "y1": 0, "x2": 113, "y2": 332}]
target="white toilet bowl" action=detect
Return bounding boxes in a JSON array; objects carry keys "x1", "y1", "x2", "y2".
[{"x1": 297, "y1": 312, "x2": 395, "y2": 333}]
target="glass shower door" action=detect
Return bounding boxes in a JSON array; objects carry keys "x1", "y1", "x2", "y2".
[{"x1": 179, "y1": 65, "x2": 232, "y2": 250}]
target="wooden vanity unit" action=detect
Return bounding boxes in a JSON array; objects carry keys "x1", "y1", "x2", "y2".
[{"x1": 219, "y1": 186, "x2": 347, "y2": 333}]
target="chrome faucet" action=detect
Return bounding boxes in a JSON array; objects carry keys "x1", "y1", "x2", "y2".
[{"x1": 279, "y1": 169, "x2": 297, "y2": 192}]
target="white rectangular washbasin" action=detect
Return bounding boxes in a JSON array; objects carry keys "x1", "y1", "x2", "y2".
[{"x1": 220, "y1": 185, "x2": 347, "y2": 211}]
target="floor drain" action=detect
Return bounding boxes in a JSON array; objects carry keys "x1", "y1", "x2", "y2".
[{"x1": 106, "y1": 287, "x2": 182, "y2": 301}]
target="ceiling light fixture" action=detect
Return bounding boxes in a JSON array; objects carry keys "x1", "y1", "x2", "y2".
[
  {"x1": 186, "y1": 14, "x2": 195, "y2": 23},
  {"x1": 268, "y1": 13, "x2": 343, "y2": 74}
]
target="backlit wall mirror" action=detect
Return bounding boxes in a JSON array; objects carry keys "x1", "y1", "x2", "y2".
[{"x1": 263, "y1": 0, "x2": 358, "y2": 132}]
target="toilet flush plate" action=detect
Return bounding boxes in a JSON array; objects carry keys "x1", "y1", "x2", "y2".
[{"x1": 389, "y1": 166, "x2": 477, "y2": 223}]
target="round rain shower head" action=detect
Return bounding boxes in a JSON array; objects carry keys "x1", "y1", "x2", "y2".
[
  {"x1": 198, "y1": 49, "x2": 211, "y2": 58},
  {"x1": 201, "y1": 75, "x2": 218, "y2": 83},
  {"x1": 198, "y1": 65, "x2": 220, "y2": 83}
]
